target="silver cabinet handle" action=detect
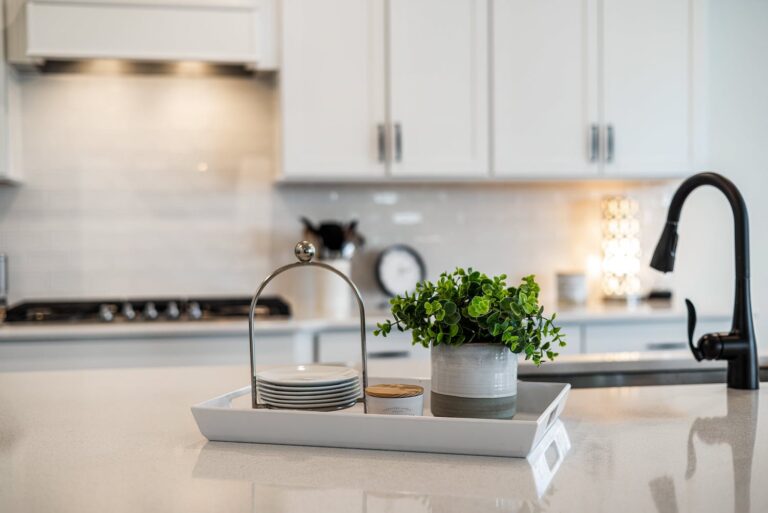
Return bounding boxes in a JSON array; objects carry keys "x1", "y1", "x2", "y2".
[
  {"x1": 368, "y1": 350, "x2": 410, "y2": 359},
  {"x1": 606, "y1": 124, "x2": 615, "y2": 162},
  {"x1": 589, "y1": 124, "x2": 599, "y2": 162},
  {"x1": 377, "y1": 123, "x2": 386, "y2": 163},
  {"x1": 646, "y1": 342, "x2": 688, "y2": 351},
  {"x1": 393, "y1": 123, "x2": 403, "y2": 162}
]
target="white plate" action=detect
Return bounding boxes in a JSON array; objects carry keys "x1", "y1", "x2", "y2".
[
  {"x1": 259, "y1": 388, "x2": 362, "y2": 404},
  {"x1": 260, "y1": 395, "x2": 361, "y2": 407},
  {"x1": 256, "y1": 379, "x2": 360, "y2": 395},
  {"x1": 260, "y1": 382, "x2": 361, "y2": 396},
  {"x1": 262, "y1": 396, "x2": 360, "y2": 409},
  {"x1": 256, "y1": 380, "x2": 359, "y2": 393},
  {"x1": 260, "y1": 390, "x2": 361, "y2": 403},
  {"x1": 256, "y1": 365, "x2": 359, "y2": 386}
]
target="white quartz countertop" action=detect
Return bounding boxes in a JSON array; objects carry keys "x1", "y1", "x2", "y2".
[{"x1": 0, "y1": 364, "x2": 765, "y2": 513}]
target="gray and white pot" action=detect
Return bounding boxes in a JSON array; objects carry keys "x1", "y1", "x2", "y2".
[{"x1": 430, "y1": 343, "x2": 518, "y2": 419}]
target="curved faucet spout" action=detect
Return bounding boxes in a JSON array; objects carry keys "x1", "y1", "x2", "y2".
[
  {"x1": 650, "y1": 172, "x2": 759, "y2": 390},
  {"x1": 651, "y1": 172, "x2": 750, "y2": 279}
]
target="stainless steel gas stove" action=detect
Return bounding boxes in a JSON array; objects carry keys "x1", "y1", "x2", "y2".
[{"x1": 3, "y1": 296, "x2": 290, "y2": 324}]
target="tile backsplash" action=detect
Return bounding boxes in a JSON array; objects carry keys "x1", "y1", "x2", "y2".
[
  {"x1": 0, "y1": 70, "x2": 277, "y2": 301},
  {"x1": 271, "y1": 181, "x2": 677, "y2": 313},
  {"x1": 0, "y1": 70, "x2": 693, "y2": 316}
]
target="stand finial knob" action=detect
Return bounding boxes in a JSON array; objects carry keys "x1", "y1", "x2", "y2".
[{"x1": 294, "y1": 241, "x2": 316, "y2": 263}]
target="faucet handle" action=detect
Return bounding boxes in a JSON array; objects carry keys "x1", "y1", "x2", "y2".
[{"x1": 685, "y1": 299, "x2": 704, "y2": 361}]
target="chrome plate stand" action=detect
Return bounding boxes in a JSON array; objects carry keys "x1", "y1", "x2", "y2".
[{"x1": 248, "y1": 241, "x2": 369, "y2": 412}]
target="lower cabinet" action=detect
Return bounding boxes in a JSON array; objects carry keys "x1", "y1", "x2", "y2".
[
  {"x1": 318, "y1": 324, "x2": 584, "y2": 361},
  {"x1": 0, "y1": 314, "x2": 732, "y2": 373},
  {"x1": 317, "y1": 329, "x2": 429, "y2": 364},
  {"x1": 0, "y1": 333, "x2": 297, "y2": 371},
  {"x1": 584, "y1": 319, "x2": 729, "y2": 354},
  {"x1": 554, "y1": 323, "x2": 583, "y2": 355}
]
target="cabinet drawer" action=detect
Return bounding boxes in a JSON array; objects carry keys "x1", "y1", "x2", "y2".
[
  {"x1": 318, "y1": 329, "x2": 428, "y2": 364},
  {"x1": 585, "y1": 320, "x2": 727, "y2": 353}
]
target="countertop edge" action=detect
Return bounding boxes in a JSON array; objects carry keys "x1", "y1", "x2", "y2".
[{"x1": 0, "y1": 310, "x2": 732, "y2": 341}]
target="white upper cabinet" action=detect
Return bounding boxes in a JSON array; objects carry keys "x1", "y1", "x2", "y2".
[
  {"x1": 0, "y1": 2, "x2": 22, "y2": 184},
  {"x1": 280, "y1": 0, "x2": 386, "y2": 179},
  {"x1": 601, "y1": 0, "x2": 703, "y2": 177},
  {"x1": 280, "y1": 0, "x2": 489, "y2": 180},
  {"x1": 492, "y1": 0, "x2": 706, "y2": 179},
  {"x1": 388, "y1": 0, "x2": 488, "y2": 177},
  {"x1": 6, "y1": 0, "x2": 278, "y2": 69},
  {"x1": 280, "y1": 0, "x2": 706, "y2": 181},
  {"x1": 492, "y1": 0, "x2": 599, "y2": 178}
]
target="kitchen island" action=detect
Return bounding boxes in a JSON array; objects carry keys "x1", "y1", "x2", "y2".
[{"x1": 0, "y1": 364, "x2": 765, "y2": 513}]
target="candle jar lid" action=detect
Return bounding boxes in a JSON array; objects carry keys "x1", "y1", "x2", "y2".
[{"x1": 365, "y1": 384, "x2": 424, "y2": 398}]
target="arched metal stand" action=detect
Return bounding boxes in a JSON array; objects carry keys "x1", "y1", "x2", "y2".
[{"x1": 248, "y1": 241, "x2": 369, "y2": 412}]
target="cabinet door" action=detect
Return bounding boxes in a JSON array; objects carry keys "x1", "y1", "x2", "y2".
[
  {"x1": 601, "y1": 0, "x2": 699, "y2": 177},
  {"x1": 387, "y1": 0, "x2": 488, "y2": 177},
  {"x1": 317, "y1": 330, "x2": 429, "y2": 364},
  {"x1": 555, "y1": 323, "x2": 584, "y2": 355},
  {"x1": 492, "y1": 0, "x2": 599, "y2": 178},
  {"x1": 280, "y1": 0, "x2": 386, "y2": 179},
  {"x1": 0, "y1": 1, "x2": 19, "y2": 184},
  {"x1": 584, "y1": 320, "x2": 726, "y2": 354}
]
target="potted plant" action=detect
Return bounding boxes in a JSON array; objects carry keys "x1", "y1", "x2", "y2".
[{"x1": 374, "y1": 268, "x2": 565, "y2": 419}]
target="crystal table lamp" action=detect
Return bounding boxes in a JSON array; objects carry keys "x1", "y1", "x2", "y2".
[{"x1": 601, "y1": 196, "x2": 641, "y2": 300}]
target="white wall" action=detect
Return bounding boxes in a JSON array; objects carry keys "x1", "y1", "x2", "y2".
[
  {"x1": 0, "y1": 69, "x2": 279, "y2": 300},
  {"x1": 0, "y1": 0, "x2": 766, "y2": 344},
  {"x1": 671, "y1": 0, "x2": 768, "y2": 342},
  {"x1": 0, "y1": 65, "x2": 674, "y2": 314},
  {"x1": 0, "y1": 66, "x2": 676, "y2": 316}
]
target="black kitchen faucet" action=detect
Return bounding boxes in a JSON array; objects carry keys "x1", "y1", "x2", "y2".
[{"x1": 650, "y1": 172, "x2": 759, "y2": 390}]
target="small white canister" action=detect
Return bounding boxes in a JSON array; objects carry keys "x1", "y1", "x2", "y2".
[
  {"x1": 365, "y1": 384, "x2": 424, "y2": 416},
  {"x1": 557, "y1": 272, "x2": 588, "y2": 305},
  {"x1": 316, "y1": 258, "x2": 354, "y2": 319}
]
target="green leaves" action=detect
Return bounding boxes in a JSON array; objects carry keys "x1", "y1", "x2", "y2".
[
  {"x1": 467, "y1": 296, "x2": 490, "y2": 318},
  {"x1": 372, "y1": 268, "x2": 566, "y2": 365},
  {"x1": 373, "y1": 322, "x2": 391, "y2": 337}
]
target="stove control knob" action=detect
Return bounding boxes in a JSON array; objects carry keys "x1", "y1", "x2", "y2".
[
  {"x1": 143, "y1": 302, "x2": 159, "y2": 321},
  {"x1": 121, "y1": 302, "x2": 136, "y2": 321},
  {"x1": 166, "y1": 301, "x2": 181, "y2": 320},
  {"x1": 187, "y1": 301, "x2": 203, "y2": 320},
  {"x1": 99, "y1": 304, "x2": 115, "y2": 322}
]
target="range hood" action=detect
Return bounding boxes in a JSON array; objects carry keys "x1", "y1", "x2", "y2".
[{"x1": 5, "y1": 0, "x2": 277, "y2": 70}]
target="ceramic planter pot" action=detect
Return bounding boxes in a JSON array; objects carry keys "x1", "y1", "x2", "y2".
[{"x1": 430, "y1": 343, "x2": 518, "y2": 419}]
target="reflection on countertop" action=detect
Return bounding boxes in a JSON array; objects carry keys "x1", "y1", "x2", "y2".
[
  {"x1": 0, "y1": 365, "x2": 766, "y2": 513},
  {"x1": 193, "y1": 420, "x2": 570, "y2": 511},
  {"x1": 686, "y1": 390, "x2": 758, "y2": 513}
]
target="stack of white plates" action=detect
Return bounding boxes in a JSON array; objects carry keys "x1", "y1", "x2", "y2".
[{"x1": 255, "y1": 365, "x2": 361, "y2": 411}]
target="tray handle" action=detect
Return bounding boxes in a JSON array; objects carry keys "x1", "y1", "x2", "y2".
[
  {"x1": 248, "y1": 241, "x2": 369, "y2": 412},
  {"x1": 527, "y1": 420, "x2": 571, "y2": 496}
]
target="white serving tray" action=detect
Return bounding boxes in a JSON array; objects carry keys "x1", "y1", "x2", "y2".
[{"x1": 192, "y1": 377, "x2": 570, "y2": 458}]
